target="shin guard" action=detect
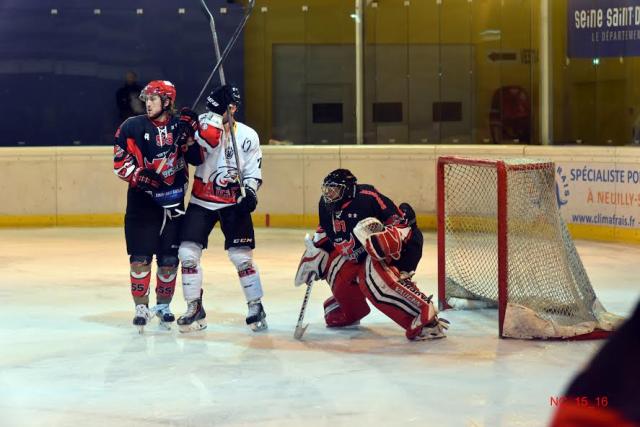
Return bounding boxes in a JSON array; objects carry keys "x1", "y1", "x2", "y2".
[{"x1": 156, "y1": 268, "x2": 177, "y2": 304}]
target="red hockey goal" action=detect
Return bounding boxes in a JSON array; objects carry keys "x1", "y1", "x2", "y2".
[{"x1": 437, "y1": 156, "x2": 620, "y2": 339}]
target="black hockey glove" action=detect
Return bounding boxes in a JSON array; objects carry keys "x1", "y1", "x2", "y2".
[
  {"x1": 131, "y1": 167, "x2": 162, "y2": 192},
  {"x1": 206, "y1": 85, "x2": 241, "y2": 116},
  {"x1": 176, "y1": 107, "x2": 199, "y2": 147},
  {"x1": 237, "y1": 187, "x2": 257, "y2": 213}
]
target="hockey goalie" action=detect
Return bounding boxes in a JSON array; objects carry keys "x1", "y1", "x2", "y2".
[{"x1": 295, "y1": 169, "x2": 449, "y2": 340}]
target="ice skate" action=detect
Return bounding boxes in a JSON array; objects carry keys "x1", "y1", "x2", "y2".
[
  {"x1": 406, "y1": 295, "x2": 449, "y2": 341},
  {"x1": 133, "y1": 304, "x2": 154, "y2": 334},
  {"x1": 246, "y1": 299, "x2": 267, "y2": 332},
  {"x1": 177, "y1": 295, "x2": 207, "y2": 333},
  {"x1": 150, "y1": 303, "x2": 175, "y2": 330}
]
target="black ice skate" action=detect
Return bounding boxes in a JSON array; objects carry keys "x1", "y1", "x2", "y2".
[
  {"x1": 177, "y1": 296, "x2": 207, "y2": 333},
  {"x1": 150, "y1": 303, "x2": 175, "y2": 330},
  {"x1": 133, "y1": 304, "x2": 154, "y2": 334},
  {"x1": 246, "y1": 299, "x2": 268, "y2": 332}
]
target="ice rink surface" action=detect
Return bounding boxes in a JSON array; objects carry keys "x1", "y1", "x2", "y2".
[{"x1": 1, "y1": 227, "x2": 638, "y2": 427}]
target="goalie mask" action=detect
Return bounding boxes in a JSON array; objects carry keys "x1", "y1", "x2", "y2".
[{"x1": 321, "y1": 169, "x2": 357, "y2": 207}]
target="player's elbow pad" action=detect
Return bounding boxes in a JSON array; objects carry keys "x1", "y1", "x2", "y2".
[{"x1": 195, "y1": 113, "x2": 223, "y2": 151}]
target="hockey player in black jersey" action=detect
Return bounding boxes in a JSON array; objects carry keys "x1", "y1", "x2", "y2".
[
  {"x1": 295, "y1": 169, "x2": 449, "y2": 340},
  {"x1": 113, "y1": 80, "x2": 204, "y2": 333}
]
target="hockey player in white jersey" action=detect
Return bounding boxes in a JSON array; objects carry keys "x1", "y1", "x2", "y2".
[{"x1": 177, "y1": 85, "x2": 267, "y2": 333}]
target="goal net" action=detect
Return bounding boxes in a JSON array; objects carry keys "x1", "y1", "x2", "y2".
[{"x1": 437, "y1": 156, "x2": 620, "y2": 339}]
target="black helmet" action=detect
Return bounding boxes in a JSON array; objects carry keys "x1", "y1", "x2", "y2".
[
  {"x1": 206, "y1": 84, "x2": 241, "y2": 115},
  {"x1": 321, "y1": 169, "x2": 357, "y2": 206}
]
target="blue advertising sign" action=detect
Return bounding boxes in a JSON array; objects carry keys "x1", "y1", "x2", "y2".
[{"x1": 568, "y1": 0, "x2": 640, "y2": 58}]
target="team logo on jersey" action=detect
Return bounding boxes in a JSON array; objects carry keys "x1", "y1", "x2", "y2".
[
  {"x1": 242, "y1": 138, "x2": 251, "y2": 152},
  {"x1": 225, "y1": 146, "x2": 234, "y2": 159},
  {"x1": 199, "y1": 169, "x2": 240, "y2": 203},
  {"x1": 144, "y1": 133, "x2": 150, "y2": 141},
  {"x1": 334, "y1": 236, "x2": 356, "y2": 258},
  {"x1": 144, "y1": 154, "x2": 181, "y2": 186}
]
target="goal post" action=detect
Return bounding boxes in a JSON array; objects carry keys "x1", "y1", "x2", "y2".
[{"x1": 437, "y1": 156, "x2": 621, "y2": 339}]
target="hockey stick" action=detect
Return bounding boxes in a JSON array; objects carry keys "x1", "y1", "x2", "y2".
[
  {"x1": 197, "y1": 0, "x2": 253, "y2": 196},
  {"x1": 293, "y1": 282, "x2": 314, "y2": 340},
  {"x1": 191, "y1": 0, "x2": 256, "y2": 110},
  {"x1": 200, "y1": 0, "x2": 226, "y2": 85}
]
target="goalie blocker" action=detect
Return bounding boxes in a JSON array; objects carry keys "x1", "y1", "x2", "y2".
[{"x1": 294, "y1": 169, "x2": 448, "y2": 340}]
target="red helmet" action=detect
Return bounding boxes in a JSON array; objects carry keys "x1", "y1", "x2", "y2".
[{"x1": 139, "y1": 80, "x2": 176, "y2": 104}]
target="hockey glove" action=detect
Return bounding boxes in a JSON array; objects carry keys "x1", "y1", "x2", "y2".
[
  {"x1": 130, "y1": 167, "x2": 162, "y2": 192},
  {"x1": 354, "y1": 217, "x2": 406, "y2": 262},
  {"x1": 175, "y1": 107, "x2": 199, "y2": 148},
  {"x1": 236, "y1": 186, "x2": 257, "y2": 213},
  {"x1": 294, "y1": 234, "x2": 329, "y2": 287}
]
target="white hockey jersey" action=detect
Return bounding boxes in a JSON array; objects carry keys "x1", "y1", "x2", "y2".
[{"x1": 190, "y1": 112, "x2": 262, "y2": 211}]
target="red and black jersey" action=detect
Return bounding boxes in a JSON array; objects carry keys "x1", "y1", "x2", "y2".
[
  {"x1": 317, "y1": 184, "x2": 405, "y2": 263},
  {"x1": 113, "y1": 114, "x2": 204, "y2": 198}
]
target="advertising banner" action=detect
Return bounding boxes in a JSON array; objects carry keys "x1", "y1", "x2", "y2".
[
  {"x1": 555, "y1": 162, "x2": 640, "y2": 229},
  {"x1": 568, "y1": 0, "x2": 640, "y2": 58}
]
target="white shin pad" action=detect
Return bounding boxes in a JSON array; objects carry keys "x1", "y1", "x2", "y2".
[
  {"x1": 178, "y1": 241, "x2": 204, "y2": 301},
  {"x1": 228, "y1": 247, "x2": 264, "y2": 302}
]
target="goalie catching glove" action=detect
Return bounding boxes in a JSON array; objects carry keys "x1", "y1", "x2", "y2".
[
  {"x1": 294, "y1": 234, "x2": 329, "y2": 287},
  {"x1": 353, "y1": 217, "x2": 409, "y2": 262}
]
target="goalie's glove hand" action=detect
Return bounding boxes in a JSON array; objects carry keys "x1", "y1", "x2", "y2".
[
  {"x1": 175, "y1": 107, "x2": 199, "y2": 148},
  {"x1": 236, "y1": 186, "x2": 257, "y2": 213},
  {"x1": 354, "y1": 217, "x2": 404, "y2": 261},
  {"x1": 130, "y1": 167, "x2": 162, "y2": 192},
  {"x1": 294, "y1": 234, "x2": 329, "y2": 287}
]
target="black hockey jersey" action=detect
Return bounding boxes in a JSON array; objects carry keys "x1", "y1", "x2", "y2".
[
  {"x1": 317, "y1": 184, "x2": 406, "y2": 263},
  {"x1": 113, "y1": 114, "x2": 203, "y2": 206}
]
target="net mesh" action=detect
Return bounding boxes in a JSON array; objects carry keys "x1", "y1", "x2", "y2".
[{"x1": 442, "y1": 158, "x2": 615, "y2": 338}]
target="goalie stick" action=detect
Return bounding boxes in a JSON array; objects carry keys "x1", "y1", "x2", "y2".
[
  {"x1": 197, "y1": 0, "x2": 252, "y2": 197},
  {"x1": 293, "y1": 282, "x2": 314, "y2": 340}
]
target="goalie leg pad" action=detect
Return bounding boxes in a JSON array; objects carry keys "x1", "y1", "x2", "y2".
[
  {"x1": 360, "y1": 258, "x2": 442, "y2": 339},
  {"x1": 323, "y1": 296, "x2": 362, "y2": 328},
  {"x1": 324, "y1": 258, "x2": 370, "y2": 327}
]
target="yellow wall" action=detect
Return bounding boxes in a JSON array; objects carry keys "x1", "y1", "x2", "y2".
[
  {"x1": 243, "y1": 0, "x2": 637, "y2": 146},
  {"x1": 244, "y1": 0, "x2": 541, "y2": 144}
]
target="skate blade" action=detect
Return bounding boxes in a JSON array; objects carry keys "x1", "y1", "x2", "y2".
[
  {"x1": 249, "y1": 319, "x2": 268, "y2": 332},
  {"x1": 158, "y1": 321, "x2": 172, "y2": 331},
  {"x1": 178, "y1": 319, "x2": 207, "y2": 334}
]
